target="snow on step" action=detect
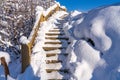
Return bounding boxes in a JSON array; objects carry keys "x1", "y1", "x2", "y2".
[
  {"x1": 53, "y1": 27, "x2": 63, "y2": 29},
  {"x1": 46, "y1": 54, "x2": 67, "y2": 61},
  {"x1": 46, "y1": 32, "x2": 65, "y2": 36},
  {"x1": 45, "y1": 36, "x2": 69, "y2": 40},
  {"x1": 47, "y1": 71, "x2": 69, "y2": 79},
  {"x1": 43, "y1": 44, "x2": 68, "y2": 50},
  {"x1": 45, "y1": 39, "x2": 67, "y2": 43},
  {"x1": 46, "y1": 53, "x2": 68, "y2": 57},
  {"x1": 46, "y1": 31, "x2": 64, "y2": 34},
  {"x1": 44, "y1": 43, "x2": 67, "y2": 47},
  {"x1": 45, "y1": 39, "x2": 68, "y2": 44},
  {"x1": 43, "y1": 42, "x2": 68, "y2": 51},
  {"x1": 46, "y1": 60, "x2": 62, "y2": 64},
  {"x1": 46, "y1": 49, "x2": 67, "y2": 54},
  {"x1": 45, "y1": 35, "x2": 67, "y2": 38},
  {"x1": 46, "y1": 69, "x2": 69, "y2": 73},
  {"x1": 49, "y1": 29, "x2": 64, "y2": 32},
  {"x1": 46, "y1": 63, "x2": 63, "y2": 70}
]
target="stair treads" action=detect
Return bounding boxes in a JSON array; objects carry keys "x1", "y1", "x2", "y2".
[
  {"x1": 43, "y1": 47, "x2": 67, "y2": 51},
  {"x1": 45, "y1": 49, "x2": 66, "y2": 54},
  {"x1": 45, "y1": 35, "x2": 66, "y2": 38},
  {"x1": 45, "y1": 39, "x2": 68, "y2": 43},
  {"x1": 46, "y1": 54, "x2": 67, "y2": 61},
  {"x1": 46, "y1": 31, "x2": 64, "y2": 34},
  {"x1": 49, "y1": 29, "x2": 64, "y2": 32},
  {"x1": 43, "y1": 26, "x2": 70, "y2": 79},
  {"x1": 44, "y1": 43, "x2": 68, "y2": 47},
  {"x1": 53, "y1": 27, "x2": 63, "y2": 29},
  {"x1": 46, "y1": 69, "x2": 69, "y2": 73},
  {"x1": 45, "y1": 37, "x2": 69, "y2": 40},
  {"x1": 46, "y1": 60, "x2": 62, "y2": 64},
  {"x1": 46, "y1": 63, "x2": 62, "y2": 70},
  {"x1": 46, "y1": 53, "x2": 68, "y2": 57}
]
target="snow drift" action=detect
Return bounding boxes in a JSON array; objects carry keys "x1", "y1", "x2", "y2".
[{"x1": 64, "y1": 3, "x2": 120, "y2": 80}]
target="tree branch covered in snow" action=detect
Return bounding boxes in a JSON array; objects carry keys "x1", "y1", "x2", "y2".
[{"x1": 0, "y1": 0, "x2": 55, "y2": 51}]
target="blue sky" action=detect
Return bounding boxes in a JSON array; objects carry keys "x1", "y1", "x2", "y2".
[{"x1": 56, "y1": 0, "x2": 120, "y2": 12}]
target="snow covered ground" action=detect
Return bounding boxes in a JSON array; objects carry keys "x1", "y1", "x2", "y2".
[
  {"x1": 63, "y1": 3, "x2": 120, "y2": 80},
  {"x1": 1, "y1": 1, "x2": 120, "y2": 80}
]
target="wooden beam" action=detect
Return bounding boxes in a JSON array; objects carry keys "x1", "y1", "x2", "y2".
[{"x1": 1, "y1": 57, "x2": 10, "y2": 80}]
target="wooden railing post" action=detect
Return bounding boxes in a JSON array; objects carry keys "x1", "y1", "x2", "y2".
[
  {"x1": 1, "y1": 57, "x2": 10, "y2": 80},
  {"x1": 21, "y1": 43, "x2": 31, "y2": 73}
]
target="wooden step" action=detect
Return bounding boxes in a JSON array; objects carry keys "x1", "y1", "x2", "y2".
[
  {"x1": 46, "y1": 63, "x2": 68, "y2": 70},
  {"x1": 45, "y1": 42, "x2": 62, "y2": 44},
  {"x1": 45, "y1": 39, "x2": 68, "y2": 44},
  {"x1": 46, "y1": 49, "x2": 67, "y2": 54},
  {"x1": 49, "y1": 29, "x2": 64, "y2": 32},
  {"x1": 46, "y1": 60, "x2": 62, "y2": 64},
  {"x1": 45, "y1": 35, "x2": 66, "y2": 38},
  {"x1": 53, "y1": 27, "x2": 63, "y2": 29},
  {"x1": 46, "y1": 69, "x2": 69, "y2": 73},
  {"x1": 46, "y1": 53, "x2": 68, "y2": 57},
  {"x1": 45, "y1": 37, "x2": 69, "y2": 40},
  {"x1": 46, "y1": 33, "x2": 65, "y2": 36},
  {"x1": 43, "y1": 46, "x2": 67, "y2": 51},
  {"x1": 46, "y1": 63, "x2": 62, "y2": 70},
  {"x1": 46, "y1": 54, "x2": 67, "y2": 61},
  {"x1": 45, "y1": 40, "x2": 68, "y2": 45}
]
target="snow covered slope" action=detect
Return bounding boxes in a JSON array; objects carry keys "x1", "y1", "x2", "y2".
[{"x1": 64, "y1": 3, "x2": 120, "y2": 80}]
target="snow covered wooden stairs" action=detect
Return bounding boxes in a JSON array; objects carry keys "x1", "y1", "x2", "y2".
[{"x1": 43, "y1": 27, "x2": 70, "y2": 80}]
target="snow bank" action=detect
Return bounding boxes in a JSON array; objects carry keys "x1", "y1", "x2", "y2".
[
  {"x1": 70, "y1": 10, "x2": 82, "y2": 18},
  {"x1": 0, "y1": 51, "x2": 10, "y2": 65},
  {"x1": 7, "y1": 76, "x2": 15, "y2": 80},
  {"x1": 64, "y1": 4, "x2": 120, "y2": 80}
]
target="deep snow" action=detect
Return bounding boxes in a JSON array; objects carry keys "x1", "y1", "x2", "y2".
[{"x1": 63, "y1": 3, "x2": 120, "y2": 80}]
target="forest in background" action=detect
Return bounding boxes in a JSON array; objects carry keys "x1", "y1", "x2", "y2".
[{"x1": 0, "y1": 0, "x2": 55, "y2": 57}]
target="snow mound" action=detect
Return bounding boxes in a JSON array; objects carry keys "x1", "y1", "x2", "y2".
[
  {"x1": 64, "y1": 3, "x2": 120, "y2": 80},
  {"x1": 0, "y1": 51, "x2": 10, "y2": 65},
  {"x1": 71, "y1": 10, "x2": 82, "y2": 18},
  {"x1": 20, "y1": 36, "x2": 29, "y2": 44}
]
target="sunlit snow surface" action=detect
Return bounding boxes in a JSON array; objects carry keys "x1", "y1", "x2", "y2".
[
  {"x1": 64, "y1": 3, "x2": 120, "y2": 80},
  {"x1": 1, "y1": 2, "x2": 120, "y2": 80}
]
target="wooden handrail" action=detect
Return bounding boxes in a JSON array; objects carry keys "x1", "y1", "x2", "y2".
[{"x1": 21, "y1": 4, "x2": 67, "y2": 73}]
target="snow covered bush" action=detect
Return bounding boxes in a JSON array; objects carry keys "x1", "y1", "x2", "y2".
[
  {"x1": 64, "y1": 3, "x2": 120, "y2": 80},
  {"x1": 0, "y1": 51, "x2": 10, "y2": 65}
]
